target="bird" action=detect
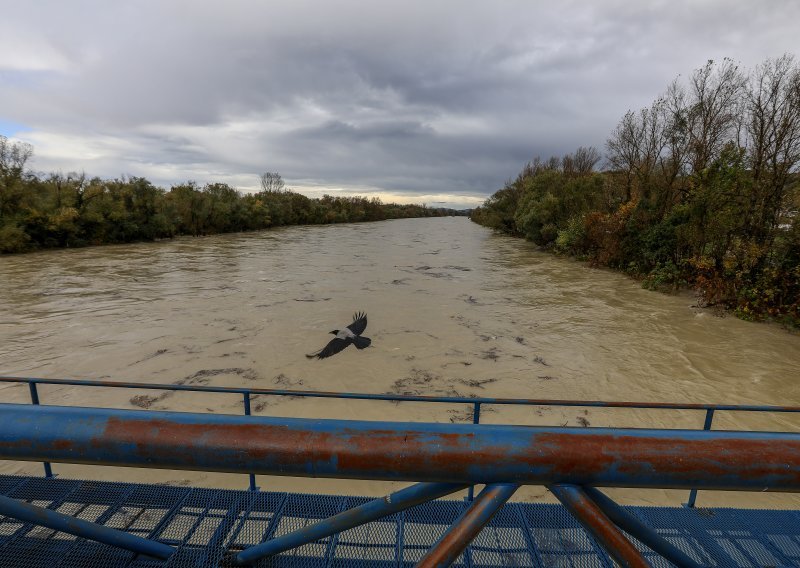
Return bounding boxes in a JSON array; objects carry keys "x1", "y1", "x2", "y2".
[{"x1": 306, "y1": 311, "x2": 371, "y2": 359}]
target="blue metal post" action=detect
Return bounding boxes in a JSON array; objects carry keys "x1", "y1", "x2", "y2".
[
  {"x1": 242, "y1": 392, "x2": 258, "y2": 491},
  {"x1": 583, "y1": 487, "x2": 704, "y2": 568},
  {"x1": 230, "y1": 481, "x2": 466, "y2": 565},
  {"x1": 0, "y1": 492, "x2": 175, "y2": 559},
  {"x1": 466, "y1": 402, "x2": 482, "y2": 502},
  {"x1": 28, "y1": 382, "x2": 53, "y2": 478},
  {"x1": 686, "y1": 408, "x2": 715, "y2": 508},
  {"x1": 417, "y1": 483, "x2": 519, "y2": 568},
  {"x1": 549, "y1": 484, "x2": 649, "y2": 568}
]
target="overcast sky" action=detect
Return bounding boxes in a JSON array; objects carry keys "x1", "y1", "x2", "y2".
[{"x1": 1, "y1": 1, "x2": 799, "y2": 209}]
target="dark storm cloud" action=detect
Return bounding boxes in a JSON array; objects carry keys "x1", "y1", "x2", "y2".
[{"x1": 2, "y1": 0, "x2": 799, "y2": 206}]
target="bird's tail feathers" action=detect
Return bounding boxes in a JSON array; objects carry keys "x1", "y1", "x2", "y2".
[
  {"x1": 352, "y1": 336, "x2": 371, "y2": 350},
  {"x1": 305, "y1": 350, "x2": 322, "y2": 359}
]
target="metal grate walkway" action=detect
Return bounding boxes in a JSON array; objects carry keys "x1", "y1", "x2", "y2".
[{"x1": 2, "y1": 475, "x2": 800, "y2": 567}]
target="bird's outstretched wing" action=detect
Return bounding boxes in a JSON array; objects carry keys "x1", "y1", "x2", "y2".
[
  {"x1": 307, "y1": 337, "x2": 350, "y2": 359},
  {"x1": 347, "y1": 311, "x2": 368, "y2": 335}
]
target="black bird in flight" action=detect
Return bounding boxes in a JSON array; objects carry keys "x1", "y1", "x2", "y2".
[{"x1": 306, "y1": 311, "x2": 371, "y2": 359}]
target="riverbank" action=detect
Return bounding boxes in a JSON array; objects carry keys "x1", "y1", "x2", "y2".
[
  {"x1": 469, "y1": 203, "x2": 799, "y2": 331},
  {"x1": 470, "y1": 57, "x2": 800, "y2": 328},
  {"x1": 0, "y1": 137, "x2": 468, "y2": 254}
]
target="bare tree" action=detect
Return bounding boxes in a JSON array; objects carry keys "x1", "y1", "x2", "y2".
[
  {"x1": 658, "y1": 79, "x2": 691, "y2": 188},
  {"x1": 606, "y1": 103, "x2": 666, "y2": 200},
  {"x1": 685, "y1": 58, "x2": 746, "y2": 174},
  {"x1": 744, "y1": 54, "x2": 800, "y2": 243},
  {"x1": 573, "y1": 146, "x2": 601, "y2": 175},
  {"x1": 606, "y1": 110, "x2": 642, "y2": 201},
  {"x1": 259, "y1": 171, "x2": 285, "y2": 193}
]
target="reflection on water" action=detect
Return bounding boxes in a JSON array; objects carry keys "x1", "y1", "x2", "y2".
[{"x1": 2, "y1": 217, "x2": 800, "y2": 506}]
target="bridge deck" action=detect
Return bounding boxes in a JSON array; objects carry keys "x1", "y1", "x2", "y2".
[{"x1": 2, "y1": 475, "x2": 800, "y2": 567}]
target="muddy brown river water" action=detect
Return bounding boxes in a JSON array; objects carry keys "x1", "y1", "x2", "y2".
[{"x1": 2, "y1": 217, "x2": 800, "y2": 507}]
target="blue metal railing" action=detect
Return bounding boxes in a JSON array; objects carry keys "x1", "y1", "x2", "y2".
[
  {"x1": 3, "y1": 375, "x2": 800, "y2": 508},
  {"x1": 3, "y1": 375, "x2": 800, "y2": 567}
]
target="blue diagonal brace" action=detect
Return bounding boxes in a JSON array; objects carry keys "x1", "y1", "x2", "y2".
[
  {"x1": 0, "y1": 492, "x2": 175, "y2": 560},
  {"x1": 582, "y1": 487, "x2": 704, "y2": 568},
  {"x1": 228, "y1": 481, "x2": 467, "y2": 566},
  {"x1": 549, "y1": 484, "x2": 649, "y2": 568}
]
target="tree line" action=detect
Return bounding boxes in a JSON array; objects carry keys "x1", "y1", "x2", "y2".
[
  {"x1": 471, "y1": 55, "x2": 800, "y2": 326},
  {"x1": 0, "y1": 145, "x2": 467, "y2": 254}
]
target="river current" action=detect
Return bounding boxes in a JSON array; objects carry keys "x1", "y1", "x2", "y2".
[{"x1": 2, "y1": 217, "x2": 799, "y2": 506}]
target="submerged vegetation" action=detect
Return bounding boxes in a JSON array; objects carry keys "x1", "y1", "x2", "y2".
[
  {"x1": 0, "y1": 149, "x2": 465, "y2": 254},
  {"x1": 472, "y1": 56, "x2": 800, "y2": 326}
]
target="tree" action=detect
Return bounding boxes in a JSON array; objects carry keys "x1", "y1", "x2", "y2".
[
  {"x1": 606, "y1": 106, "x2": 665, "y2": 201},
  {"x1": 744, "y1": 54, "x2": 800, "y2": 247},
  {"x1": 685, "y1": 59, "x2": 746, "y2": 175},
  {"x1": 0, "y1": 135, "x2": 34, "y2": 220},
  {"x1": 563, "y1": 146, "x2": 601, "y2": 177},
  {"x1": 260, "y1": 171, "x2": 285, "y2": 193}
]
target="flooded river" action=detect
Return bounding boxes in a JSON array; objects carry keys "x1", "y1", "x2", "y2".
[{"x1": 2, "y1": 217, "x2": 800, "y2": 506}]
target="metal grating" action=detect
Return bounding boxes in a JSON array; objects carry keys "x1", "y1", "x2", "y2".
[{"x1": 3, "y1": 476, "x2": 800, "y2": 567}]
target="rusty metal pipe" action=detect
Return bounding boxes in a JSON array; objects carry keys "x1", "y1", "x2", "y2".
[
  {"x1": 582, "y1": 487, "x2": 704, "y2": 567},
  {"x1": 549, "y1": 484, "x2": 650, "y2": 568},
  {"x1": 417, "y1": 483, "x2": 519, "y2": 568},
  {"x1": 2, "y1": 404, "x2": 800, "y2": 490}
]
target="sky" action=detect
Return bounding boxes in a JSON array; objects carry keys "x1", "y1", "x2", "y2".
[{"x1": 1, "y1": 1, "x2": 799, "y2": 209}]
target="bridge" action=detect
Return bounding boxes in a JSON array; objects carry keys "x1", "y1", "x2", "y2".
[{"x1": 2, "y1": 375, "x2": 800, "y2": 567}]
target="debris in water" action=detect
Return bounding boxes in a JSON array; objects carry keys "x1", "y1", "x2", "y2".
[
  {"x1": 458, "y1": 378, "x2": 498, "y2": 389},
  {"x1": 130, "y1": 348, "x2": 168, "y2": 366},
  {"x1": 480, "y1": 347, "x2": 500, "y2": 361},
  {"x1": 130, "y1": 392, "x2": 170, "y2": 409}
]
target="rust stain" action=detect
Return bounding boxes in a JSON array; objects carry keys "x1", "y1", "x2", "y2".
[
  {"x1": 418, "y1": 485, "x2": 513, "y2": 568},
  {"x1": 552, "y1": 486, "x2": 649, "y2": 568},
  {"x1": 89, "y1": 418, "x2": 800, "y2": 486},
  {"x1": 4, "y1": 412, "x2": 800, "y2": 489},
  {"x1": 534, "y1": 432, "x2": 800, "y2": 484}
]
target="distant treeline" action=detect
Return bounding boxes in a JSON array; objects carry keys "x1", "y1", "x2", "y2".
[
  {"x1": 471, "y1": 56, "x2": 800, "y2": 326},
  {"x1": 0, "y1": 146, "x2": 468, "y2": 254}
]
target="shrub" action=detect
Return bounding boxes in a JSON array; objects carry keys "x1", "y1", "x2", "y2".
[{"x1": 0, "y1": 223, "x2": 31, "y2": 253}]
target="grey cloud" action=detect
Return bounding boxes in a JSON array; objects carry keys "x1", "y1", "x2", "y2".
[{"x1": 2, "y1": 0, "x2": 799, "y2": 206}]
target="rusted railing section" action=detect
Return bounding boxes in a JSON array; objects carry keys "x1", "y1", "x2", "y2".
[
  {"x1": 5, "y1": 374, "x2": 800, "y2": 507},
  {"x1": 549, "y1": 485, "x2": 650, "y2": 568},
  {"x1": 2, "y1": 403, "x2": 800, "y2": 490},
  {"x1": 578, "y1": 486, "x2": 704, "y2": 568},
  {"x1": 2, "y1": 402, "x2": 799, "y2": 566},
  {"x1": 417, "y1": 483, "x2": 519, "y2": 568},
  {"x1": 3, "y1": 376, "x2": 800, "y2": 567}
]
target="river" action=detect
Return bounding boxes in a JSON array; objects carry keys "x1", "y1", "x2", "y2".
[{"x1": 2, "y1": 217, "x2": 799, "y2": 507}]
